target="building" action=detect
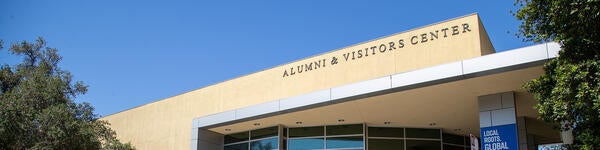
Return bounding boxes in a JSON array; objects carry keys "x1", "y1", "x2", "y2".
[{"x1": 102, "y1": 13, "x2": 564, "y2": 150}]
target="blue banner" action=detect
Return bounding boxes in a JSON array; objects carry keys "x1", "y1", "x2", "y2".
[{"x1": 480, "y1": 124, "x2": 519, "y2": 150}]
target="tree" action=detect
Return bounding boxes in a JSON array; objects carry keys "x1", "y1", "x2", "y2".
[
  {"x1": 516, "y1": 0, "x2": 600, "y2": 149},
  {"x1": 0, "y1": 37, "x2": 134, "y2": 149}
]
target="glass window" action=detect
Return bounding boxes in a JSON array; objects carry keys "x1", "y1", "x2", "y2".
[
  {"x1": 289, "y1": 126, "x2": 324, "y2": 138},
  {"x1": 326, "y1": 136, "x2": 363, "y2": 149},
  {"x1": 282, "y1": 138, "x2": 287, "y2": 150},
  {"x1": 225, "y1": 132, "x2": 250, "y2": 144},
  {"x1": 250, "y1": 137, "x2": 278, "y2": 150},
  {"x1": 443, "y1": 144, "x2": 465, "y2": 150},
  {"x1": 405, "y1": 128, "x2": 440, "y2": 139},
  {"x1": 288, "y1": 138, "x2": 324, "y2": 150},
  {"x1": 326, "y1": 124, "x2": 363, "y2": 136},
  {"x1": 405, "y1": 140, "x2": 441, "y2": 150},
  {"x1": 442, "y1": 133, "x2": 465, "y2": 145},
  {"x1": 368, "y1": 127, "x2": 404, "y2": 138},
  {"x1": 251, "y1": 126, "x2": 279, "y2": 140},
  {"x1": 225, "y1": 142, "x2": 249, "y2": 150},
  {"x1": 368, "y1": 139, "x2": 404, "y2": 150}
]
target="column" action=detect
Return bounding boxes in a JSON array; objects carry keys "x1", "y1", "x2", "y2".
[
  {"x1": 191, "y1": 127, "x2": 224, "y2": 150},
  {"x1": 479, "y1": 92, "x2": 519, "y2": 150}
]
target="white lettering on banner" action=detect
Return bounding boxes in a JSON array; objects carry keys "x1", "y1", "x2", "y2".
[{"x1": 483, "y1": 129, "x2": 509, "y2": 150}]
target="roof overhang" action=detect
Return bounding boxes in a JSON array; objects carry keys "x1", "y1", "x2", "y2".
[{"x1": 193, "y1": 42, "x2": 560, "y2": 135}]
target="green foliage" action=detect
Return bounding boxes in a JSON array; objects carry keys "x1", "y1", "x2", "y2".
[
  {"x1": 517, "y1": 0, "x2": 600, "y2": 149},
  {"x1": 0, "y1": 37, "x2": 134, "y2": 149},
  {"x1": 516, "y1": 0, "x2": 600, "y2": 63}
]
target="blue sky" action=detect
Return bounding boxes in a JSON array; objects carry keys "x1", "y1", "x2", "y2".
[{"x1": 0, "y1": 0, "x2": 534, "y2": 117}]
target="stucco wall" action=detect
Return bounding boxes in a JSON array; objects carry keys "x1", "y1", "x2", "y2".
[{"x1": 101, "y1": 13, "x2": 494, "y2": 149}]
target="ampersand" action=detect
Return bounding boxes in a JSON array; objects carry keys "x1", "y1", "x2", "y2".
[{"x1": 331, "y1": 57, "x2": 338, "y2": 65}]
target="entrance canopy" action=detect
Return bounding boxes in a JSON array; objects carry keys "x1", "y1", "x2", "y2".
[{"x1": 193, "y1": 43, "x2": 559, "y2": 136}]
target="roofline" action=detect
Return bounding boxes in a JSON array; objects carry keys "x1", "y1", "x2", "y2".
[
  {"x1": 192, "y1": 42, "x2": 560, "y2": 129},
  {"x1": 102, "y1": 13, "x2": 483, "y2": 118}
]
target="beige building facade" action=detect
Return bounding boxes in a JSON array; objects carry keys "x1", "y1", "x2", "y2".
[{"x1": 102, "y1": 14, "x2": 563, "y2": 150}]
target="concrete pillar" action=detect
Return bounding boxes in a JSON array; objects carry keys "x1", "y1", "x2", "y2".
[
  {"x1": 191, "y1": 127, "x2": 224, "y2": 150},
  {"x1": 517, "y1": 117, "x2": 537, "y2": 150},
  {"x1": 479, "y1": 91, "x2": 519, "y2": 150}
]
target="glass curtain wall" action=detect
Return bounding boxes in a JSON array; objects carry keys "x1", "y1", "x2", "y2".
[
  {"x1": 287, "y1": 126, "x2": 324, "y2": 150},
  {"x1": 368, "y1": 127, "x2": 442, "y2": 150},
  {"x1": 441, "y1": 133, "x2": 472, "y2": 150},
  {"x1": 223, "y1": 124, "x2": 473, "y2": 150},
  {"x1": 367, "y1": 127, "x2": 405, "y2": 149},
  {"x1": 288, "y1": 124, "x2": 364, "y2": 150},
  {"x1": 224, "y1": 126, "x2": 280, "y2": 150}
]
